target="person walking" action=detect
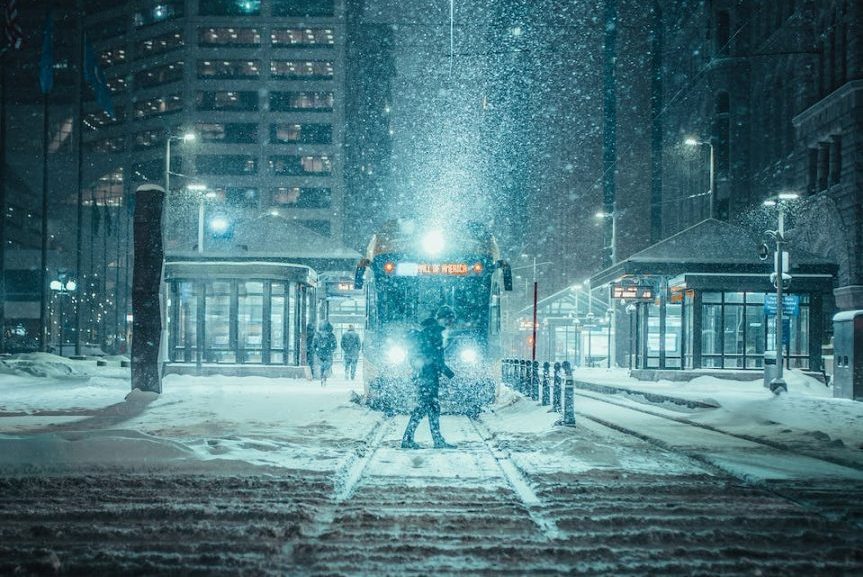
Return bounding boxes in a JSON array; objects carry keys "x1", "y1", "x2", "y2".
[
  {"x1": 401, "y1": 305, "x2": 457, "y2": 449},
  {"x1": 340, "y1": 324, "x2": 362, "y2": 380},
  {"x1": 314, "y1": 321, "x2": 337, "y2": 387}
]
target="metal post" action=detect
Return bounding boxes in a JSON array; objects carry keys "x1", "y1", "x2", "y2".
[
  {"x1": 559, "y1": 361, "x2": 576, "y2": 426},
  {"x1": 708, "y1": 141, "x2": 715, "y2": 219},
  {"x1": 197, "y1": 195, "x2": 205, "y2": 253},
  {"x1": 770, "y1": 203, "x2": 787, "y2": 393},
  {"x1": 164, "y1": 136, "x2": 171, "y2": 199},
  {"x1": 531, "y1": 360, "x2": 539, "y2": 400},
  {"x1": 552, "y1": 361, "x2": 562, "y2": 412},
  {"x1": 541, "y1": 361, "x2": 550, "y2": 405}
]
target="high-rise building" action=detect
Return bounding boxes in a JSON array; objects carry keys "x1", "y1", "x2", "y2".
[{"x1": 82, "y1": 0, "x2": 347, "y2": 247}]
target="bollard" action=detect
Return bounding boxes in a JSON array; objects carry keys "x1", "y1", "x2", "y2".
[
  {"x1": 519, "y1": 360, "x2": 528, "y2": 394},
  {"x1": 541, "y1": 361, "x2": 550, "y2": 405},
  {"x1": 531, "y1": 360, "x2": 540, "y2": 401},
  {"x1": 552, "y1": 362, "x2": 562, "y2": 412},
  {"x1": 559, "y1": 360, "x2": 576, "y2": 426}
]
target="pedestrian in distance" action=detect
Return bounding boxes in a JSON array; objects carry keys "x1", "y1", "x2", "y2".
[
  {"x1": 401, "y1": 305, "x2": 457, "y2": 450},
  {"x1": 305, "y1": 322, "x2": 317, "y2": 380},
  {"x1": 340, "y1": 324, "x2": 362, "y2": 380},
  {"x1": 314, "y1": 321, "x2": 337, "y2": 387}
]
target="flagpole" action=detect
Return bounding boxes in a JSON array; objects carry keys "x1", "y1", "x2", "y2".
[
  {"x1": 74, "y1": 3, "x2": 84, "y2": 356},
  {"x1": 39, "y1": 93, "x2": 50, "y2": 352}
]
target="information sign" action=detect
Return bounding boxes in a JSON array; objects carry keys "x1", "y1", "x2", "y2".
[
  {"x1": 763, "y1": 294, "x2": 799, "y2": 317},
  {"x1": 612, "y1": 283, "x2": 654, "y2": 302}
]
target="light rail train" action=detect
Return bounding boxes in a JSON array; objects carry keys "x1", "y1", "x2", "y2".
[{"x1": 354, "y1": 220, "x2": 512, "y2": 415}]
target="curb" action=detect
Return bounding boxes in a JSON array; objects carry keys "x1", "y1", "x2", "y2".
[{"x1": 573, "y1": 379, "x2": 719, "y2": 410}]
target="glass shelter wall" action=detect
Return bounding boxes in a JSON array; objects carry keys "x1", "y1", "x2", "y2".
[
  {"x1": 165, "y1": 262, "x2": 316, "y2": 369},
  {"x1": 635, "y1": 290, "x2": 812, "y2": 370}
]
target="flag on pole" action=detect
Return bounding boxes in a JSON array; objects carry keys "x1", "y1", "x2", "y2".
[
  {"x1": 39, "y1": 11, "x2": 53, "y2": 93},
  {"x1": 83, "y1": 36, "x2": 114, "y2": 117},
  {"x1": 3, "y1": 0, "x2": 23, "y2": 50}
]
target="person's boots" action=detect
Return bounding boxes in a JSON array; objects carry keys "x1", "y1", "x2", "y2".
[{"x1": 401, "y1": 412, "x2": 422, "y2": 449}]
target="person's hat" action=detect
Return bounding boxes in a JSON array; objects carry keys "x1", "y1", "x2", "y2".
[{"x1": 435, "y1": 305, "x2": 456, "y2": 321}]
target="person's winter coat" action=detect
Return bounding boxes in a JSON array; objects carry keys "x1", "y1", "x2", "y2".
[
  {"x1": 340, "y1": 329, "x2": 362, "y2": 360},
  {"x1": 314, "y1": 324, "x2": 337, "y2": 363}
]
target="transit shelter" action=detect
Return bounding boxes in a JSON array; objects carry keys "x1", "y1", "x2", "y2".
[
  {"x1": 590, "y1": 219, "x2": 837, "y2": 373},
  {"x1": 163, "y1": 259, "x2": 317, "y2": 377}
]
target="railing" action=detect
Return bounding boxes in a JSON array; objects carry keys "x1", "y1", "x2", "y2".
[{"x1": 501, "y1": 358, "x2": 575, "y2": 426}]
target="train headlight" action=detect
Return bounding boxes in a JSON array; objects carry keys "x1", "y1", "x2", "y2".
[
  {"x1": 386, "y1": 344, "x2": 407, "y2": 365},
  {"x1": 422, "y1": 230, "x2": 445, "y2": 256},
  {"x1": 459, "y1": 347, "x2": 480, "y2": 364}
]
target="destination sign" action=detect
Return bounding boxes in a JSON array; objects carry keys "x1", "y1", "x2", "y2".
[
  {"x1": 395, "y1": 262, "x2": 471, "y2": 276},
  {"x1": 612, "y1": 283, "x2": 655, "y2": 301}
]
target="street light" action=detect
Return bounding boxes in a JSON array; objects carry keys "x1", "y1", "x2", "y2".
[
  {"x1": 594, "y1": 207, "x2": 617, "y2": 266},
  {"x1": 685, "y1": 136, "x2": 716, "y2": 219},
  {"x1": 762, "y1": 191, "x2": 799, "y2": 394},
  {"x1": 187, "y1": 184, "x2": 217, "y2": 253},
  {"x1": 49, "y1": 278, "x2": 77, "y2": 357},
  {"x1": 164, "y1": 130, "x2": 196, "y2": 196}
]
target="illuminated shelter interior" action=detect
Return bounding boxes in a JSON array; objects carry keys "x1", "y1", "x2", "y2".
[
  {"x1": 163, "y1": 260, "x2": 317, "y2": 377},
  {"x1": 590, "y1": 219, "x2": 837, "y2": 373}
]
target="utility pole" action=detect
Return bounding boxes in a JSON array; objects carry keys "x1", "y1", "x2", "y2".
[{"x1": 764, "y1": 193, "x2": 798, "y2": 394}]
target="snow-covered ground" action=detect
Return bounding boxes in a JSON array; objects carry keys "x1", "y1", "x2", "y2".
[{"x1": 1, "y1": 353, "x2": 861, "y2": 478}]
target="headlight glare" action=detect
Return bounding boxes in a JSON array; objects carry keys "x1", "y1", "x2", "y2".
[
  {"x1": 459, "y1": 347, "x2": 479, "y2": 364},
  {"x1": 386, "y1": 344, "x2": 407, "y2": 365}
]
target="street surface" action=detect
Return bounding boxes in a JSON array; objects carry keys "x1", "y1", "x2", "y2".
[{"x1": 1, "y1": 359, "x2": 862, "y2": 575}]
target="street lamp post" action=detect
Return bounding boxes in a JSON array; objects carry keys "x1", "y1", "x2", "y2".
[
  {"x1": 595, "y1": 207, "x2": 619, "y2": 368},
  {"x1": 49, "y1": 278, "x2": 77, "y2": 357},
  {"x1": 685, "y1": 137, "x2": 716, "y2": 219},
  {"x1": 763, "y1": 192, "x2": 799, "y2": 394},
  {"x1": 594, "y1": 204, "x2": 617, "y2": 265},
  {"x1": 164, "y1": 131, "x2": 196, "y2": 197},
  {"x1": 512, "y1": 257, "x2": 552, "y2": 361},
  {"x1": 187, "y1": 184, "x2": 217, "y2": 253}
]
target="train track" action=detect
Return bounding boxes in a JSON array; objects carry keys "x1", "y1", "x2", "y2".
[
  {"x1": 2, "y1": 404, "x2": 863, "y2": 575},
  {"x1": 574, "y1": 389, "x2": 863, "y2": 528}
]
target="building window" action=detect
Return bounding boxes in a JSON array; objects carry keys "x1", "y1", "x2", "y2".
[
  {"x1": 85, "y1": 17, "x2": 126, "y2": 42},
  {"x1": 133, "y1": 94, "x2": 183, "y2": 119},
  {"x1": 221, "y1": 187, "x2": 260, "y2": 208},
  {"x1": 134, "y1": 2, "x2": 185, "y2": 28},
  {"x1": 196, "y1": 122, "x2": 258, "y2": 144},
  {"x1": 269, "y1": 92, "x2": 333, "y2": 112},
  {"x1": 134, "y1": 62, "x2": 184, "y2": 89},
  {"x1": 272, "y1": 187, "x2": 332, "y2": 208},
  {"x1": 196, "y1": 91, "x2": 259, "y2": 111},
  {"x1": 715, "y1": 10, "x2": 730, "y2": 56},
  {"x1": 197, "y1": 60, "x2": 261, "y2": 79},
  {"x1": 272, "y1": 0, "x2": 334, "y2": 17},
  {"x1": 196, "y1": 155, "x2": 258, "y2": 175},
  {"x1": 84, "y1": 107, "x2": 125, "y2": 128},
  {"x1": 270, "y1": 123, "x2": 332, "y2": 144},
  {"x1": 830, "y1": 137, "x2": 842, "y2": 186},
  {"x1": 271, "y1": 28, "x2": 334, "y2": 48},
  {"x1": 199, "y1": 0, "x2": 261, "y2": 16},
  {"x1": 100, "y1": 47, "x2": 126, "y2": 68},
  {"x1": 714, "y1": 91, "x2": 730, "y2": 176},
  {"x1": 198, "y1": 27, "x2": 261, "y2": 46},
  {"x1": 271, "y1": 60, "x2": 334, "y2": 80},
  {"x1": 137, "y1": 32, "x2": 184, "y2": 58},
  {"x1": 269, "y1": 155, "x2": 332, "y2": 176},
  {"x1": 86, "y1": 137, "x2": 125, "y2": 154},
  {"x1": 106, "y1": 77, "x2": 127, "y2": 94}
]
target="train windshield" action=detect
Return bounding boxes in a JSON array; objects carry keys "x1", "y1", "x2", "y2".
[{"x1": 376, "y1": 276, "x2": 490, "y2": 330}]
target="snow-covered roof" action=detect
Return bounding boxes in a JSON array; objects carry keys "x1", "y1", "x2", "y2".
[
  {"x1": 592, "y1": 218, "x2": 837, "y2": 286},
  {"x1": 174, "y1": 215, "x2": 361, "y2": 260}
]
